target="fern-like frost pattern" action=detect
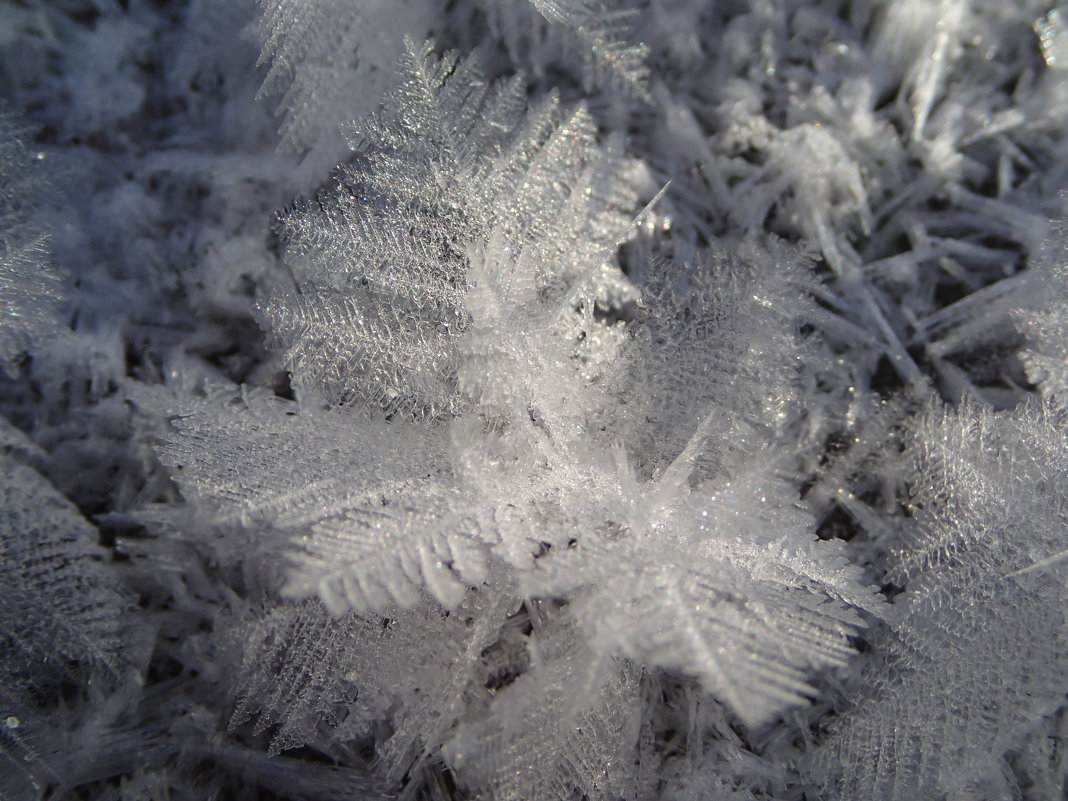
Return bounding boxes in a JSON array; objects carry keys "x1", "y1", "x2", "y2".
[{"x1": 156, "y1": 45, "x2": 883, "y2": 770}]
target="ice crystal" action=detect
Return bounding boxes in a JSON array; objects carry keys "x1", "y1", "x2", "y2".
[
  {"x1": 149, "y1": 44, "x2": 881, "y2": 763},
  {"x1": 4, "y1": 0, "x2": 1068, "y2": 799},
  {"x1": 260, "y1": 39, "x2": 634, "y2": 417},
  {"x1": 810, "y1": 398, "x2": 1068, "y2": 800},
  {"x1": 0, "y1": 422, "x2": 130, "y2": 794},
  {"x1": 477, "y1": 0, "x2": 649, "y2": 96},
  {"x1": 1035, "y1": 7, "x2": 1068, "y2": 71},
  {"x1": 0, "y1": 117, "x2": 64, "y2": 377},
  {"x1": 1018, "y1": 232, "x2": 1068, "y2": 400},
  {"x1": 254, "y1": 0, "x2": 436, "y2": 157}
]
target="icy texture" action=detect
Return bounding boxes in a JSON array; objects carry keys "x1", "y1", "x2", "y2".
[
  {"x1": 619, "y1": 242, "x2": 813, "y2": 480},
  {"x1": 0, "y1": 455, "x2": 125, "y2": 677},
  {"x1": 3, "y1": 0, "x2": 1068, "y2": 798},
  {"x1": 0, "y1": 417, "x2": 128, "y2": 672},
  {"x1": 0, "y1": 118, "x2": 64, "y2": 377},
  {"x1": 157, "y1": 45, "x2": 878, "y2": 742},
  {"x1": 445, "y1": 613, "x2": 643, "y2": 801},
  {"x1": 476, "y1": 0, "x2": 649, "y2": 95},
  {"x1": 227, "y1": 595, "x2": 496, "y2": 758},
  {"x1": 251, "y1": 0, "x2": 645, "y2": 180},
  {"x1": 254, "y1": 0, "x2": 437, "y2": 158},
  {"x1": 261, "y1": 39, "x2": 633, "y2": 417},
  {"x1": 0, "y1": 422, "x2": 130, "y2": 796},
  {"x1": 809, "y1": 399, "x2": 1068, "y2": 800},
  {"x1": 1018, "y1": 233, "x2": 1068, "y2": 399},
  {"x1": 142, "y1": 384, "x2": 482, "y2": 611},
  {"x1": 1035, "y1": 7, "x2": 1068, "y2": 71},
  {"x1": 142, "y1": 42, "x2": 884, "y2": 786}
]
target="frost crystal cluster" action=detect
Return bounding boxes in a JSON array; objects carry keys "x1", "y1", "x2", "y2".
[{"x1": 2, "y1": 1, "x2": 1068, "y2": 800}]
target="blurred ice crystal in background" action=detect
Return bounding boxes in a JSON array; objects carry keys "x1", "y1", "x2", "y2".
[{"x1": 1036, "y1": 7, "x2": 1068, "y2": 70}]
